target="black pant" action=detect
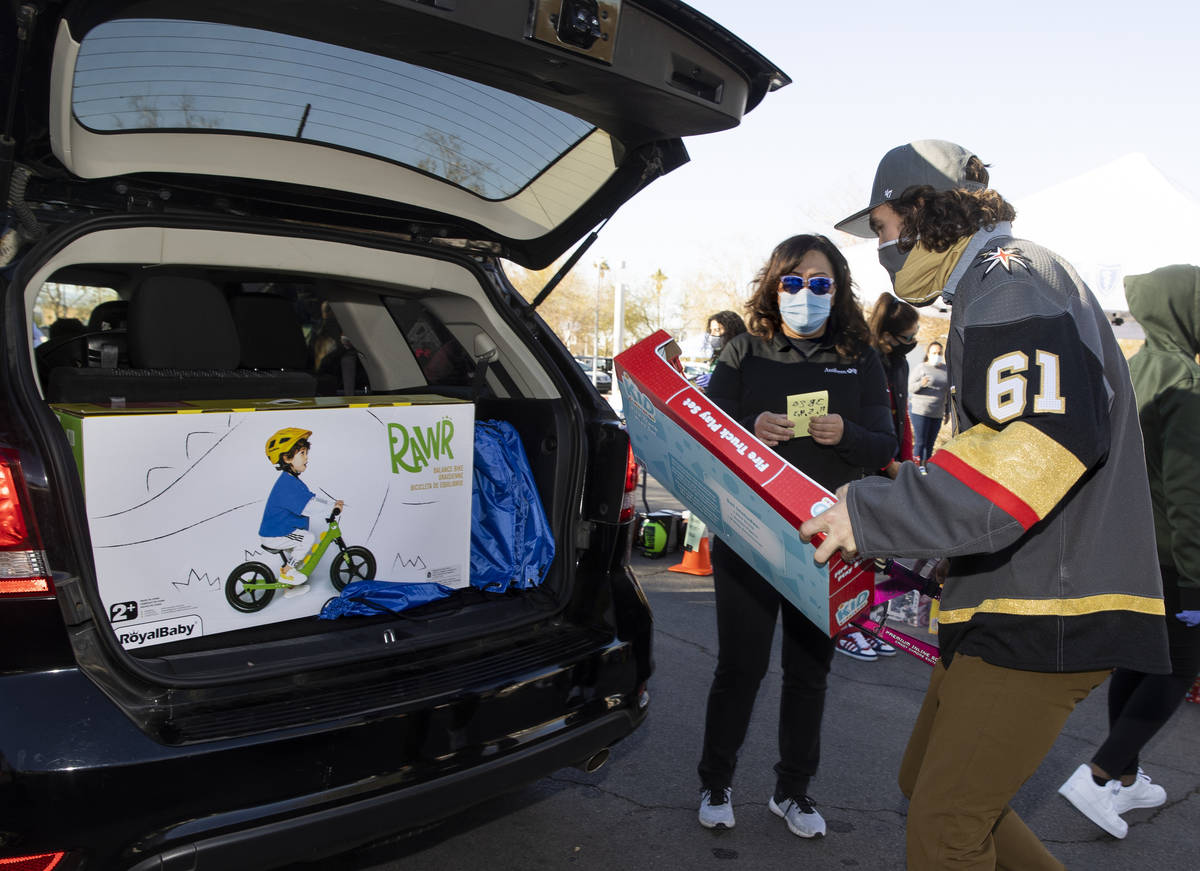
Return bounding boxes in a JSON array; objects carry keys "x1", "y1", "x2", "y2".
[
  {"x1": 697, "y1": 538, "x2": 835, "y2": 799},
  {"x1": 1093, "y1": 567, "x2": 1200, "y2": 778}
]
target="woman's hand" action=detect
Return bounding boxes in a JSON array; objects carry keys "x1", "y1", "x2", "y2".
[
  {"x1": 808, "y1": 414, "x2": 844, "y2": 446},
  {"x1": 755, "y1": 412, "x2": 795, "y2": 447}
]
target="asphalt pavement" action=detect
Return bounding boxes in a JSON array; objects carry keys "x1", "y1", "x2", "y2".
[{"x1": 297, "y1": 474, "x2": 1199, "y2": 870}]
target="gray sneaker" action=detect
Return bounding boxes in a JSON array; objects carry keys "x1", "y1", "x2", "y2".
[
  {"x1": 769, "y1": 794, "x2": 826, "y2": 838},
  {"x1": 698, "y1": 787, "x2": 734, "y2": 829},
  {"x1": 1112, "y1": 767, "x2": 1167, "y2": 813},
  {"x1": 1058, "y1": 763, "x2": 1127, "y2": 838}
]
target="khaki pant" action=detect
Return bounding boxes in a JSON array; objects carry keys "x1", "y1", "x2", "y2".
[{"x1": 899, "y1": 654, "x2": 1109, "y2": 870}]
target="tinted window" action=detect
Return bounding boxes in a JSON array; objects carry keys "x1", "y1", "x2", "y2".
[
  {"x1": 72, "y1": 19, "x2": 596, "y2": 199},
  {"x1": 386, "y1": 298, "x2": 475, "y2": 388},
  {"x1": 34, "y1": 282, "x2": 120, "y2": 341}
]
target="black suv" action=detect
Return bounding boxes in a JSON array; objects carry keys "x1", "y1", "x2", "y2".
[{"x1": 0, "y1": 2, "x2": 785, "y2": 868}]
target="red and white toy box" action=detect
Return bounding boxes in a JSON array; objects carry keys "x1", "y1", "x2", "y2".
[{"x1": 616, "y1": 331, "x2": 873, "y2": 636}]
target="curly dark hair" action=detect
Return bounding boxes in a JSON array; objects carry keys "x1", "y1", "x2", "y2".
[
  {"x1": 744, "y1": 234, "x2": 870, "y2": 360},
  {"x1": 881, "y1": 154, "x2": 1013, "y2": 251},
  {"x1": 706, "y1": 310, "x2": 747, "y2": 341},
  {"x1": 889, "y1": 186, "x2": 1016, "y2": 253},
  {"x1": 867, "y1": 293, "x2": 919, "y2": 353}
]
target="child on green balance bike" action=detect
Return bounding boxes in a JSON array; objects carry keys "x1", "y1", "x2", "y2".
[
  {"x1": 224, "y1": 428, "x2": 377, "y2": 613},
  {"x1": 258, "y1": 427, "x2": 343, "y2": 600}
]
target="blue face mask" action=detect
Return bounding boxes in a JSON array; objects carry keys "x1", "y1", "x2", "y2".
[{"x1": 779, "y1": 290, "x2": 831, "y2": 336}]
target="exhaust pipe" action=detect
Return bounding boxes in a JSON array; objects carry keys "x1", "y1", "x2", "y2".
[{"x1": 574, "y1": 748, "x2": 610, "y2": 773}]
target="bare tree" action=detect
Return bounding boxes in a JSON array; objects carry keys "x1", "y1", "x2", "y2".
[
  {"x1": 35, "y1": 283, "x2": 118, "y2": 325},
  {"x1": 417, "y1": 130, "x2": 496, "y2": 197},
  {"x1": 111, "y1": 93, "x2": 219, "y2": 130}
]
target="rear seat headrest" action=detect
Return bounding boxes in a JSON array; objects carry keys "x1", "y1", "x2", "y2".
[
  {"x1": 88, "y1": 299, "x2": 130, "y2": 331},
  {"x1": 130, "y1": 276, "x2": 240, "y2": 369},
  {"x1": 228, "y1": 293, "x2": 309, "y2": 370}
]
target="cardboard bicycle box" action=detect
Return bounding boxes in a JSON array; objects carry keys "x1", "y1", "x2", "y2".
[
  {"x1": 54, "y1": 394, "x2": 474, "y2": 649},
  {"x1": 615, "y1": 331, "x2": 873, "y2": 636}
]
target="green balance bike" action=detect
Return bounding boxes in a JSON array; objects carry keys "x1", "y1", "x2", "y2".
[{"x1": 225, "y1": 507, "x2": 376, "y2": 612}]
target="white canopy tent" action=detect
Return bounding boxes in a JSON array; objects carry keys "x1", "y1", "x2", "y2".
[{"x1": 1013, "y1": 153, "x2": 1200, "y2": 314}]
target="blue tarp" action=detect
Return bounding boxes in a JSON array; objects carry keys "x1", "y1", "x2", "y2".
[
  {"x1": 319, "y1": 419, "x2": 555, "y2": 618},
  {"x1": 319, "y1": 580, "x2": 454, "y2": 619},
  {"x1": 470, "y1": 419, "x2": 555, "y2": 593}
]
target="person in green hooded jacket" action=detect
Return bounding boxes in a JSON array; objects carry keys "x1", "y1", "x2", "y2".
[{"x1": 1056, "y1": 264, "x2": 1200, "y2": 838}]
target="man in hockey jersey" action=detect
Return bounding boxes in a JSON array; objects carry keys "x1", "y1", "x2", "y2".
[{"x1": 801, "y1": 140, "x2": 1169, "y2": 869}]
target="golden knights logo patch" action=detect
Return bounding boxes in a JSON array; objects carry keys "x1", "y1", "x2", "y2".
[{"x1": 975, "y1": 246, "x2": 1030, "y2": 275}]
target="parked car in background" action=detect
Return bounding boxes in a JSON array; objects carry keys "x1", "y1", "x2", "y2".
[
  {"x1": 0, "y1": 1, "x2": 787, "y2": 869},
  {"x1": 577, "y1": 357, "x2": 614, "y2": 393}
]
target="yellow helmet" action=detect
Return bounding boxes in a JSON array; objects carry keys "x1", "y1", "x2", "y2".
[{"x1": 265, "y1": 428, "x2": 312, "y2": 465}]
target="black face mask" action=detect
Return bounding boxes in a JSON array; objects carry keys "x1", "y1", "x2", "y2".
[
  {"x1": 891, "y1": 336, "x2": 917, "y2": 355},
  {"x1": 878, "y1": 239, "x2": 910, "y2": 284}
]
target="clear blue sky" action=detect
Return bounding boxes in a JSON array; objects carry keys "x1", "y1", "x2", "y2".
[{"x1": 592, "y1": 0, "x2": 1200, "y2": 298}]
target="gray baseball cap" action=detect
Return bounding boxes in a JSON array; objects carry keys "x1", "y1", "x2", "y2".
[{"x1": 835, "y1": 140, "x2": 985, "y2": 238}]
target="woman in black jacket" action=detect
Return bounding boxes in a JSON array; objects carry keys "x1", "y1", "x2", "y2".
[
  {"x1": 696, "y1": 234, "x2": 894, "y2": 840},
  {"x1": 867, "y1": 292, "x2": 920, "y2": 477}
]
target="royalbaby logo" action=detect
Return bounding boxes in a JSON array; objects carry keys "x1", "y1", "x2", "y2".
[{"x1": 114, "y1": 614, "x2": 203, "y2": 649}]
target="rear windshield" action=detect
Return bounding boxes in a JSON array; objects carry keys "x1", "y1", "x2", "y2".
[{"x1": 71, "y1": 18, "x2": 596, "y2": 200}]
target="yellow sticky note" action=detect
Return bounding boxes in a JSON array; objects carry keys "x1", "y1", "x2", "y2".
[{"x1": 786, "y1": 390, "x2": 828, "y2": 437}]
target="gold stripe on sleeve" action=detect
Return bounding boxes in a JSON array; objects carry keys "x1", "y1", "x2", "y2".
[
  {"x1": 940, "y1": 421, "x2": 1086, "y2": 520},
  {"x1": 938, "y1": 593, "x2": 1166, "y2": 624}
]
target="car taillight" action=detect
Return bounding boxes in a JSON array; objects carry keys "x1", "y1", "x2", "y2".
[
  {"x1": 0, "y1": 451, "x2": 53, "y2": 597},
  {"x1": 0, "y1": 852, "x2": 67, "y2": 871},
  {"x1": 619, "y1": 444, "x2": 639, "y2": 523}
]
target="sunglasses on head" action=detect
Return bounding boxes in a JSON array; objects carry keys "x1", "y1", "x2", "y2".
[{"x1": 780, "y1": 275, "x2": 834, "y2": 295}]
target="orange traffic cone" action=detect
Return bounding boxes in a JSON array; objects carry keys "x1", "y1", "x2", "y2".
[{"x1": 670, "y1": 518, "x2": 713, "y2": 576}]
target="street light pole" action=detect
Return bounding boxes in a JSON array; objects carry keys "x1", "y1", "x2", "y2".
[
  {"x1": 593, "y1": 259, "x2": 609, "y2": 386},
  {"x1": 650, "y1": 268, "x2": 668, "y2": 330}
]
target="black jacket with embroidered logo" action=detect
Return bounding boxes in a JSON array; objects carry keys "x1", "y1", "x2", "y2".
[
  {"x1": 845, "y1": 226, "x2": 1170, "y2": 674},
  {"x1": 707, "y1": 331, "x2": 895, "y2": 492}
]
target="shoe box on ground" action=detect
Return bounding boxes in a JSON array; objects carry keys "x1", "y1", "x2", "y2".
[
  {"x1": 53, "y1": 394, "x2": 473, "y2": 648},
  {"x1": 615, "y1": 331, "x2": 873, "y2": 636}
]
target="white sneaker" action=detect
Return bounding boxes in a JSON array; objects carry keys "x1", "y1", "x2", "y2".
[
  {"x1": 1057, "y1": 764, "x2": 1127, "y2": 838},
  {"x1": 834, "y1": 631, "x2": 876, "y2": 662},
  {"x1": 1112, "y1": 768, "x2": 1167, "y2": 813},
  {"x1": 698, "y1": 787, "x2": 734, "y2": 829},
  {"x1": 283, "y1": 583, "x2": 312, "y2": 599},
  {"x1": 867, "y1": 634, "x2": 897, "y2": 656},
  {"x1": 279, "y1": 564, "x2": 308, "y2": 586},
  {"x1": 769, "y1": 795, "x2": 826, "y2": 838}
]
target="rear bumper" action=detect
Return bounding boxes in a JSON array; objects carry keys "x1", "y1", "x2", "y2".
[
  {"x1": 2, "y1": 629, "x2": 649, "y2": 869},
  {"x1": 127, "y1": 708, "x2": 642, "y2": 871}
]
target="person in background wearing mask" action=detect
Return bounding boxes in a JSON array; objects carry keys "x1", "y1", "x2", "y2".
[
  {"x1": 696, "y1": 234, "x2": 894, "y2": 839},
  {"x1": 801, "y1": 140, "x2": 1168, "y2": 869},
  {"x1": 694, "y1": 310, "x2": 747, "y2": 391},
  {"x1": 868, "y1": 293, "x2": 920, "y2": 478},
  {"x1": 909, "y1": 340, "x2": 950, "y2": 466},
  {"x1": 833, "y1": 294, "x2": 916, "y2": 663},
  {"x1": 1056, "y1": 264, "x2": 1200, "y2": 839}
]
